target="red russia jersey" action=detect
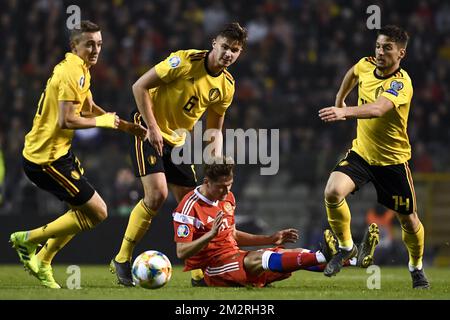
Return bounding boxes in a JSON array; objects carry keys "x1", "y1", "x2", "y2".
[{"x1": 173, "y1": 187, "x2": 238, "y2": 270}]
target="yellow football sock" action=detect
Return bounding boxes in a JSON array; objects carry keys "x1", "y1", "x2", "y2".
[
  {"x1": 191, "y1": 269, "x2": 204, "y2": 280},
  {"x1": 402, "y1": 222, "x2": 424, "y2": 270},
  {"x1": 27, "y1": 209, "x2": 92, "y2": 243},
  {"x1": 115, "y1": 200, "x2": 155, "y2": 263},
  {"x1": 37, "y1": 235, "x2": 75, "y2": 266},
  {"x1": 325, "y1": 198, "x2": 353, "y2": 249}
]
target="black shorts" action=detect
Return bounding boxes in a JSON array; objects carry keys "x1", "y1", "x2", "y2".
[
  {"x1": 23, "y1": 151, "x2": 95, "y2": 206},
  {"x1": 130, "y1": 111, "x2": 197, "y2": 187},
  {"x1": 333, "y1": 150, "x2": 417, "y2": 215}
]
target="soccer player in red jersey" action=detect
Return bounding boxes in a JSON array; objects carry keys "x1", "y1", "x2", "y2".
[{"x1": 173, "y1": 157, "x2": 370, "y2": 287}]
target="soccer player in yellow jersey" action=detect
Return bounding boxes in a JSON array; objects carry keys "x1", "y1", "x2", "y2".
[
  {"x1": 318, "y1": 25, "x2": 430, "y2": 289},
  {"x1": 9, "y1": 21, "x2": 145, "y2": 289},
  {"x1": 110, "y1": 23, "x2": 247, "y2": 287}
]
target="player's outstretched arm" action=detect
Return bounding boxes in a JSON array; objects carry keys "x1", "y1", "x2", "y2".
[
  {"x1": 59, "y1": 101, "x2": 119, "y2": 129},
  {"x1": 319, "y1": 96, "x2": 395, "y2": 122},
  {"x1": 80, "y1": 95, "x2": 146, "y2": 139},
  {"x1": 234, "y1": 228, "x2": 299, "y2": 247}
]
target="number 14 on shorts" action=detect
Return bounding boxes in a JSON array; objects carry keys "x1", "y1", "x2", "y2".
[{"x1": 392, "y1": 195, "x2": 410, "y2": 212}]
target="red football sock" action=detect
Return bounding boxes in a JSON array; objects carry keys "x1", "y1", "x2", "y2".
[{"x1": 281, "y1": 252, "x2": 319, "y2": 272}]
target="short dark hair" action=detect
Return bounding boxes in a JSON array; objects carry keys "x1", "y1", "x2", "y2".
[
  {"x1": 217, "y1": 22, "x2": 248, "y2": 47},
  {"x1": 204, "y1": 156, "x2": 235, "y2": 182},
  {"x1": 70, "y1": 20, "x2": 101, "y2": 43},
  {"x1": 377, "y1": 25, "x2": 409, "y2": 48}
]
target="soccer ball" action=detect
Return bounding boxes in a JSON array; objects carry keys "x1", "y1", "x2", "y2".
[{"x1": 132, "y1": 250, "x2": 172, "y2": 289}]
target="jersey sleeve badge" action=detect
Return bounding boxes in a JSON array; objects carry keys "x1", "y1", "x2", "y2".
[
  {"x1": 168, "y1": 56, "x2": 181, "y2": 68},
  {"x1": 177, "y1": 224, "x2": 190, "y2": 238},
  {"x1": 385, "y1": 80, "x2": 404, "y2": 97}
]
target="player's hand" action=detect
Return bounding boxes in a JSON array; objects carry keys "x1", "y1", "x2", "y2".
[
  {"x1": 318, "y1": 106, "x2": 347, "y2": 122},
  {"x1": 209, "y1": 211, "x2": 224, "y2": 238},
  {"x1": 271, "y1": 228, "x2": 299, "y2": 245},
  {"x1": 117, "y1": 119, "x2": 147, "y2": 140},
  {"x1": 147, "y1": 126, "x2": 164, "y2": 156}
]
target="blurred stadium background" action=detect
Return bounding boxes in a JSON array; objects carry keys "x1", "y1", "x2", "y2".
[{"x1": 0, "y1": 0, "x2": 449, "y2": 268}]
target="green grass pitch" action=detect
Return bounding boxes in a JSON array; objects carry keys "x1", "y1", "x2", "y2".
[{"x1": 0, "y1": 265, "x2": 449, "y2": 300}]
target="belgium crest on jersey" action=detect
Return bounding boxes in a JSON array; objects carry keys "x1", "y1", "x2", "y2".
[{"x1": 209, "y1": 88, "x2": 220, "y2": 102}]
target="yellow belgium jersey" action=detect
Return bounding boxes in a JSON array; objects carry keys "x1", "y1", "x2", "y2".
[
  {"x1": 151, "y1": 49, "x2": 235, "y2": 146},
  {"x1": 23, "y1": 53, "x2": 91, "y2": 164},
  {"x1": 351, "y1": 56, "x2": 413, "y2": 165}
]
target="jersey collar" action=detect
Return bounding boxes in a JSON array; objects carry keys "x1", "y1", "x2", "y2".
[
  {"x1": 66, "y1": 52, "x2": 88, "y2": 70},
  {"x1": 373, "y1": 66, "x2": 401, "y2": 80},
  {"x1": 204, "y1": 51, "x2": 223, "y2": 77},
  {"x1": 194, "y1": 186, "x2": 219, "y2": 206}
]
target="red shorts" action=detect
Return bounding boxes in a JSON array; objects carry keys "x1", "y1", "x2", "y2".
[{"x1": 203, "y1": 248, "x2": 291, "y2": 287}]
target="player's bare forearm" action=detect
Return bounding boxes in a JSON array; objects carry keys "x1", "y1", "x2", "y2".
[
  {"x1": 176, "y1": 233, "x2": 216, "y2": 260},
  {"x1": 117, "y1": 119, "x2": 147, "y2": 140},
  {"x1": 59, "y1": 101, "x2": 119, "y2": 129},
  {"x1": 176, "y1": 212, "x2": 223, "y2": 260},
  {"x1": 234, "y1": 230, "x2": 272, "y2": 247},
  {"x1": 132, "y1": 82, "x2": 165, "y2": 154},
  {"x1": 59, "y1": 115, "x2": 97, "y2": 129},
  {"x1": 319, "y1": 105, "x2": 375, "y2": 122},
  {"x1": 235, "y1": 228, "x2": 299, "y2": 247},
  {"x1": 319, "y1": 96, "x2": 395, "y2": 122},
  {"x1": 335, "y1": 66, "x2": 358, "y2": 107},
  {"x1": 60, "y1": 114, "x2": 119, "y2": 129},
  {"x1": 59, "y1": 101, "x2": 97, "y2": 129},
  {"x1": 345, "y1": 104, "x2": 382, "y2": 118},
  {"x1": 132, "y1": 86, "x2": 158, "y2": 129},
  {"x1": 132, "y1": 67, "x2": 164, "y2": 130}
]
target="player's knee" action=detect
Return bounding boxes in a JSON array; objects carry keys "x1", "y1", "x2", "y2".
[
  {"x1": 143, "y1": 191, "x2": 168, "y2": 211},
  {"x1": 244, "y1": 252, "x2": 263, "y2": 274},
  {"x1": 76, "y1": 196, "x2": 108, "y2": 229},
  {"x1": 75, "y1": 205, "x2": 106, "y2": 230},
  {"x1": 324, "y1": 184, "x2": 344, "y2": 203},
  {"x1": 87, "y1": 205, "x2": 107, "y2": 226},
  {"x1": 96, "y1": 202, "x2": 108, "y2": 222}
]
